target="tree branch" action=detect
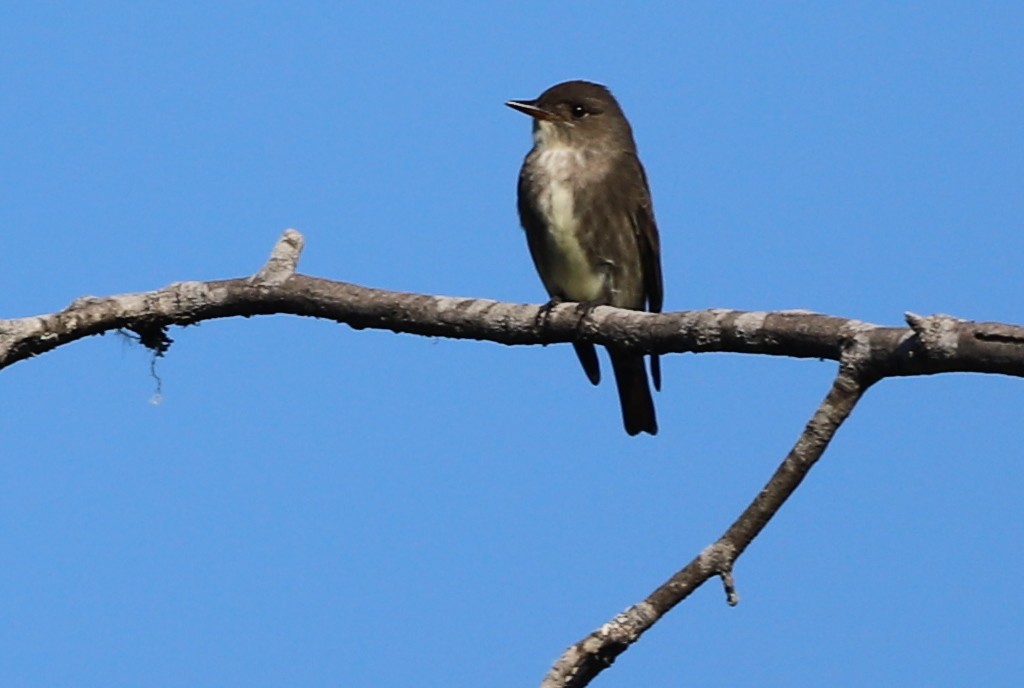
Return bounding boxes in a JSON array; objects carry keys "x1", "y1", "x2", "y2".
[
  {"x1": 3, "y1": 229, "x2": 1022, "y2": 687},
  {"x1": 540, "y1": 366, "x2": 870, "y2": 687},
  {"x1": 2, "y1": 231, "x2": 1023, "y2": 380}
]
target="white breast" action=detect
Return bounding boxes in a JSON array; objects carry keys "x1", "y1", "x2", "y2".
[{"x1": 531, "y1": 145, "x2": 606, "y2": 301}]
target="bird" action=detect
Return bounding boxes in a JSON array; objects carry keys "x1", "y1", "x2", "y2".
[{"x1": 506, "y1": 80, "x2": 663, "y2": 436}]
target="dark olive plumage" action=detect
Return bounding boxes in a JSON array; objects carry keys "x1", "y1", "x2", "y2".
[{"x1": 507, "y1": 80, "x2": 663, "y2": 436}]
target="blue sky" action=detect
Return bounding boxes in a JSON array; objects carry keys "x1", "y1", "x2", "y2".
[{"x1": 2, "y1": 3, "x2": 1023, "y2": 686}]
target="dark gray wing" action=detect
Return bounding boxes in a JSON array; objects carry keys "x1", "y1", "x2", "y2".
[{"x1": 629, "y1": 154, "x2": 664, "y2": 390}]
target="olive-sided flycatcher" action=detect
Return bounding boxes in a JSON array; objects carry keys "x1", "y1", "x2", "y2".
[{"x1": 506, "y1": 80, "x2": 664, "y2": 436}]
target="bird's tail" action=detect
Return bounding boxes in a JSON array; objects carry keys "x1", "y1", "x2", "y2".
[{"x1": 609, "y1": 350, "x2": 658, "y2": 436}]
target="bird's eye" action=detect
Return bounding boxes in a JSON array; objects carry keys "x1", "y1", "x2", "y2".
[{"x1": 569, "y1": 104, "x2": 588, "y2": 119}]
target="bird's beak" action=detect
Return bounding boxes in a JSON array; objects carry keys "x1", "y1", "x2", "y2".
[{"x1": 505, "y1": 99, "x2": 559, "y2": 121}]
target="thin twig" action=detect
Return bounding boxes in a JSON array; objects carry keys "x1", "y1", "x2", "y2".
[{"x1": 540, "y1": 368, "x2": 870, "y2": 688}]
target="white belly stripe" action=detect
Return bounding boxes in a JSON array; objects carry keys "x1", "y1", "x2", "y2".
[{"x1": 533, "y1": 146, "x2": 605, "y2": 301}]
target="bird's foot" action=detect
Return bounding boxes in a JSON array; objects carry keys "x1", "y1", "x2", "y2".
[
  {"x1": 535, "y1": 297, "x2": 565, "y2": 330},
  {"x1": 573, "y1": 299, "x2": 604, "y2": 335}
]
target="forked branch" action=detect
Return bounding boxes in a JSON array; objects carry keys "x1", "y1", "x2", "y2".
[{"x1": 1, "y1": 229, "x2": 1021, "y2": 688}]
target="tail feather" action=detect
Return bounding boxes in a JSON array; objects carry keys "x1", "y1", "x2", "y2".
[
  {"x1": 609, "y1": 350, "x2": 658, "y2": 436},
  {"x1": 573, "y1": 342, "x2": 601, "y2": 386}
]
